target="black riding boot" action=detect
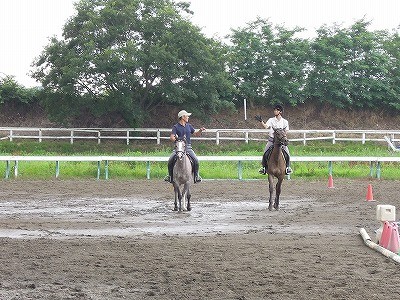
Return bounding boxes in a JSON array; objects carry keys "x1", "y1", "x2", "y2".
[
  {"x1": 283, "y1": 150, "x2": 292, "y2": 175},
  {"x1": 164, "y1": 155, "x2": 177, "y2": 183},
  {"x1": 259, "y1": 147, "x2": 272, "y2": 175},
  {"x1": 192, "y1": 158, "x2": 202, "y2": 183}
]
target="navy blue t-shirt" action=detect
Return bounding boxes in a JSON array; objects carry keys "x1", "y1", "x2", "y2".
[{"x1": 172, "y1": 123, "x2": 195, "y2": 144}]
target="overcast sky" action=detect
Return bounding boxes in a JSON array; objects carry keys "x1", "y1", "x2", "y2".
[{"x1": 1, "y1": 0, "x2": 399, "y2": 87}]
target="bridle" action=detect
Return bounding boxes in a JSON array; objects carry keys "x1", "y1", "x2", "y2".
[
  {"x1": 273, "y1": 127, "x2": 288, "y2": 147},
  {"x1": 175, "y1": 138, "x2": 187, "y2": 159}
]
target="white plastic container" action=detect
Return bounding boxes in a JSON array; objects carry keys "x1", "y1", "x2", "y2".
[{"x1": 376, "y1": 205, "x2": 396, "y2": 222}]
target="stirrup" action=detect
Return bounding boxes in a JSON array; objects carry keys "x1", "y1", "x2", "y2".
[
  {"x1": 258, "y1": 167, "x2": 267, "y2": 175},
  {"x1": 285, "y1": 167, "x2": 292, "y2": 175},
  {"x1": 164, "y1": 175, "x2": 172, "y2": 183}
]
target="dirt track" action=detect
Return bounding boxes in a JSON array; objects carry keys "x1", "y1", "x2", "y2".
[{"x1": 0, "y1": 178, "x2": 399, "y2": 299}]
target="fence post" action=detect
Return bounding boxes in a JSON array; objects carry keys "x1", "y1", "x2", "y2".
[
  {"x1": 105, "y1": 160, "x2": 109, "y2": 180},
  {"x1": 376, "y1": 162, "x2": 381, "y2": 179},
  {"x1": 70, "y1": 130, "x2": 74, "y2": 144},
  {"x1": 369, "y1": 162, "x2": 374, "y2": 177},
  {"x1": 55, "y1": 161, "x2": 60, "y2": 178},
  {"x1": 333, "y1": 132, "x2": 336, "y2": 144},
  {"x1": 14, "y1": 160, "x2": 18, "y2": 177},
  {"x1": 328, "y1": 161, "x2": 333, "y2": 176},
  {"x1": 97, "y1": 161, "x2": 101, "y2": 180},
  {"x1": 9, "y1": 130, "x2": 13, "y2": 142},
  {"x1": 216, "y1": 131, "x2": 220, "y2": 145},
  {"x1": 39, "y1": 129, "x2": 42, "y2": 142},
  {"x1": 245, "y1": 131, "x2": 249, "y2": 144},
  {"x1": 97, "y1": 131, "x2": 101, "y2": 144},
  {"x1": 5, "y1": 160, "x2": 10, "y2": 178},
  {"x1": 157, "y1": 130, "x2": 161, "y2": 145},
  {"x1": 238, "y1": 160, "x2": 243, "y2": 180},
  {"x1": 126, "y1": 130, "x2": 130, "y2": 145},
  {"x1": 146, "y1": 161, "x2": 151, "y2": 179}
]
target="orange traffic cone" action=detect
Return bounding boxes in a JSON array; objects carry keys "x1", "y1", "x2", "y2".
[
  {"x1": 366, "y1": 184, "x2": 374, "y2": 201},
  {"x1": 328, "y1": 175, "x2": 334, "y2": 188}
]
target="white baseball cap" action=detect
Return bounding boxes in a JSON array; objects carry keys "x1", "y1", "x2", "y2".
[{"x1": 178, "y1": 110, "x2": 192, "y2": 118}]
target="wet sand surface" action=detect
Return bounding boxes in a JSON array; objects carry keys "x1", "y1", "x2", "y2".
[{"x1": 0, "y1": 178, "x2": 399, "y2": 299}]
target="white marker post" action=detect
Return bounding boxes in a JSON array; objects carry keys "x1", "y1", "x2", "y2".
[{"x1": 244, "y1": 99, "x2": 247, "y2": 120}]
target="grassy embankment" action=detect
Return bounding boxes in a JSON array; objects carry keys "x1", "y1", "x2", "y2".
[{"x1": 0, "y1": 140, "x2": 399, "y2": 180}]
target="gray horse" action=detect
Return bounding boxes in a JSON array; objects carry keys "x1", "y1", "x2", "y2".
[{"x1": 172, "y1": 139, "x2": 192, "y2": 211}]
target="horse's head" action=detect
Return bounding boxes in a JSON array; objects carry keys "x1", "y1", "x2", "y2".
[
  {"x1": 174, "y1": 138, "x2": 187, "y2": 159},
  {"x1": 273, "y1": 127, "x2": 288, "y2": 146}
]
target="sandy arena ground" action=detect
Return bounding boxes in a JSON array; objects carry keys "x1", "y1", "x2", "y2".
[{"x1": 0, "y1": 178, "x2": 399, "y2": 300}]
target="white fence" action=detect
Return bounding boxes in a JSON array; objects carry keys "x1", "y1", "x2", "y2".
[
  {"x1": 1, "y1": 127, "x2": 400, "y2": 146},
  {"x1": 1, "y1": 155, "x2": 399, "y2": 180}
]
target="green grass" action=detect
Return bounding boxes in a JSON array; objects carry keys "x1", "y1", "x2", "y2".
[{"x1": 0, "y1": 140, "x2": 399, "y2": 180}]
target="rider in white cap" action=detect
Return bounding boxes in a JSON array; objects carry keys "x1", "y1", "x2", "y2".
[{"x1": 164, "y1": 110, "x2": 206, "y2": 183}]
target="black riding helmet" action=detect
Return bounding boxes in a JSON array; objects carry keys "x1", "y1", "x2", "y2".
[{"x1": 274, "y1": 104, "x2": 284, "y2": 113}]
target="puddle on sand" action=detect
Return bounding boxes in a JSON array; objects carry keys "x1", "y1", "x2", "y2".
[{"x1": 0, "y1": 196, "x2": 349, "y2": 239}]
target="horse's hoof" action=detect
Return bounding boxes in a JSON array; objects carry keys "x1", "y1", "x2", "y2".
[
  {"x1": 187, "y1": 206, "x2": 191, "y2": 211},
  {"x1": 173, "y1": 207, "x2": 178, "y2": 211},
  {"x1": 268, "y1": 205, "x2": 273, "y2": 211}
]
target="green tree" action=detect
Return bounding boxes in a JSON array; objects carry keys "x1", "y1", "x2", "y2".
[
  {"x1": 0, "y1": 75, "x2": 39, "y2": 107},
  {"x1": 306, "y1": 20, "x2": 396, "y2": 110},
  {"x1": 381, "y1": 30, "x2": 400, "y2": 110},
  {"x1": 346, "y1": 20, "x2": 394, "y2": 109},
  {"x1": 227, "y1": 18, "x2": 309, "y2": 107},
  {"x1": 32, "y1": 0, "x2": 234, "y2": 126},
  {"x1": 305, "y1": 24, "x2": 353, "y2": 107}
]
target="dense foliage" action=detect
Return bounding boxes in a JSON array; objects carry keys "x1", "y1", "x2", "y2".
[
  {"x1": 31, "y1": 0, "x2": 234, "y2": 126},
  {"x1": 1, "y1": 0, "x2": 399, "y2": 126},
  {"x1": 305, "y1": 20, "x2": 398, "y2": 110},
  {"x1": 0, "y1": 75, "x2": 40, "y2": 107},
  {"x1": 228, "y1": 18, "x2": 310, "y2": 107}
]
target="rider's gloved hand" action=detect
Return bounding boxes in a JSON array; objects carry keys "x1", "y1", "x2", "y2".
[{"x1": 255, "y1": 115, "x2": 263, "y2": 122}]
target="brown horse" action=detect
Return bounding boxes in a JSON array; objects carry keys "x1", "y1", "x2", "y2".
[{"x1": 265, "y1": 128, "x2": 288, "y2": 211}]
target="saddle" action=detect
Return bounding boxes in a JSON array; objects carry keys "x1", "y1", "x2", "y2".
[
  {"x1": 173, "y1": 153, "x2": 194, "y2": 170},
  {"x1": 264, "y1": 145, "x2": 289, "y2": 165}
]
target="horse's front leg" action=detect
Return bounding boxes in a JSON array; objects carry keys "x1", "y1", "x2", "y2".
[
  {"x1": 268, "y1": 175, "x2": 274, "y2": 211},
  {"x1": 184, "y1": 183, "x2": 191, "y2": 211},
  {"x1": 173, "y1": 183, "x2": 180, "y2": 211},
  {"x1": 178, "y1": 188, "x2": 183, "y2": 212},
  {"x1": 274, "y1": 179, "x2": 283, "y2": 210}
]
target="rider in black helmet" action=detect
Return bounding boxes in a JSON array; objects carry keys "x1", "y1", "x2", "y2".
[
  {"x1": 274, "y1": 104, "x2": 284, "y2": 113},
  {"x1": 256, "y1": 104, "x2": 292, "y2": 175}
]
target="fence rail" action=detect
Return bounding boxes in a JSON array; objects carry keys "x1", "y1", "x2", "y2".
[
  {"x1": 1, "y1": 127, "x2": 400, "y2": 146},
  {"x1": 1, "y1": 155, "x2": 399, "y2": 180}
]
